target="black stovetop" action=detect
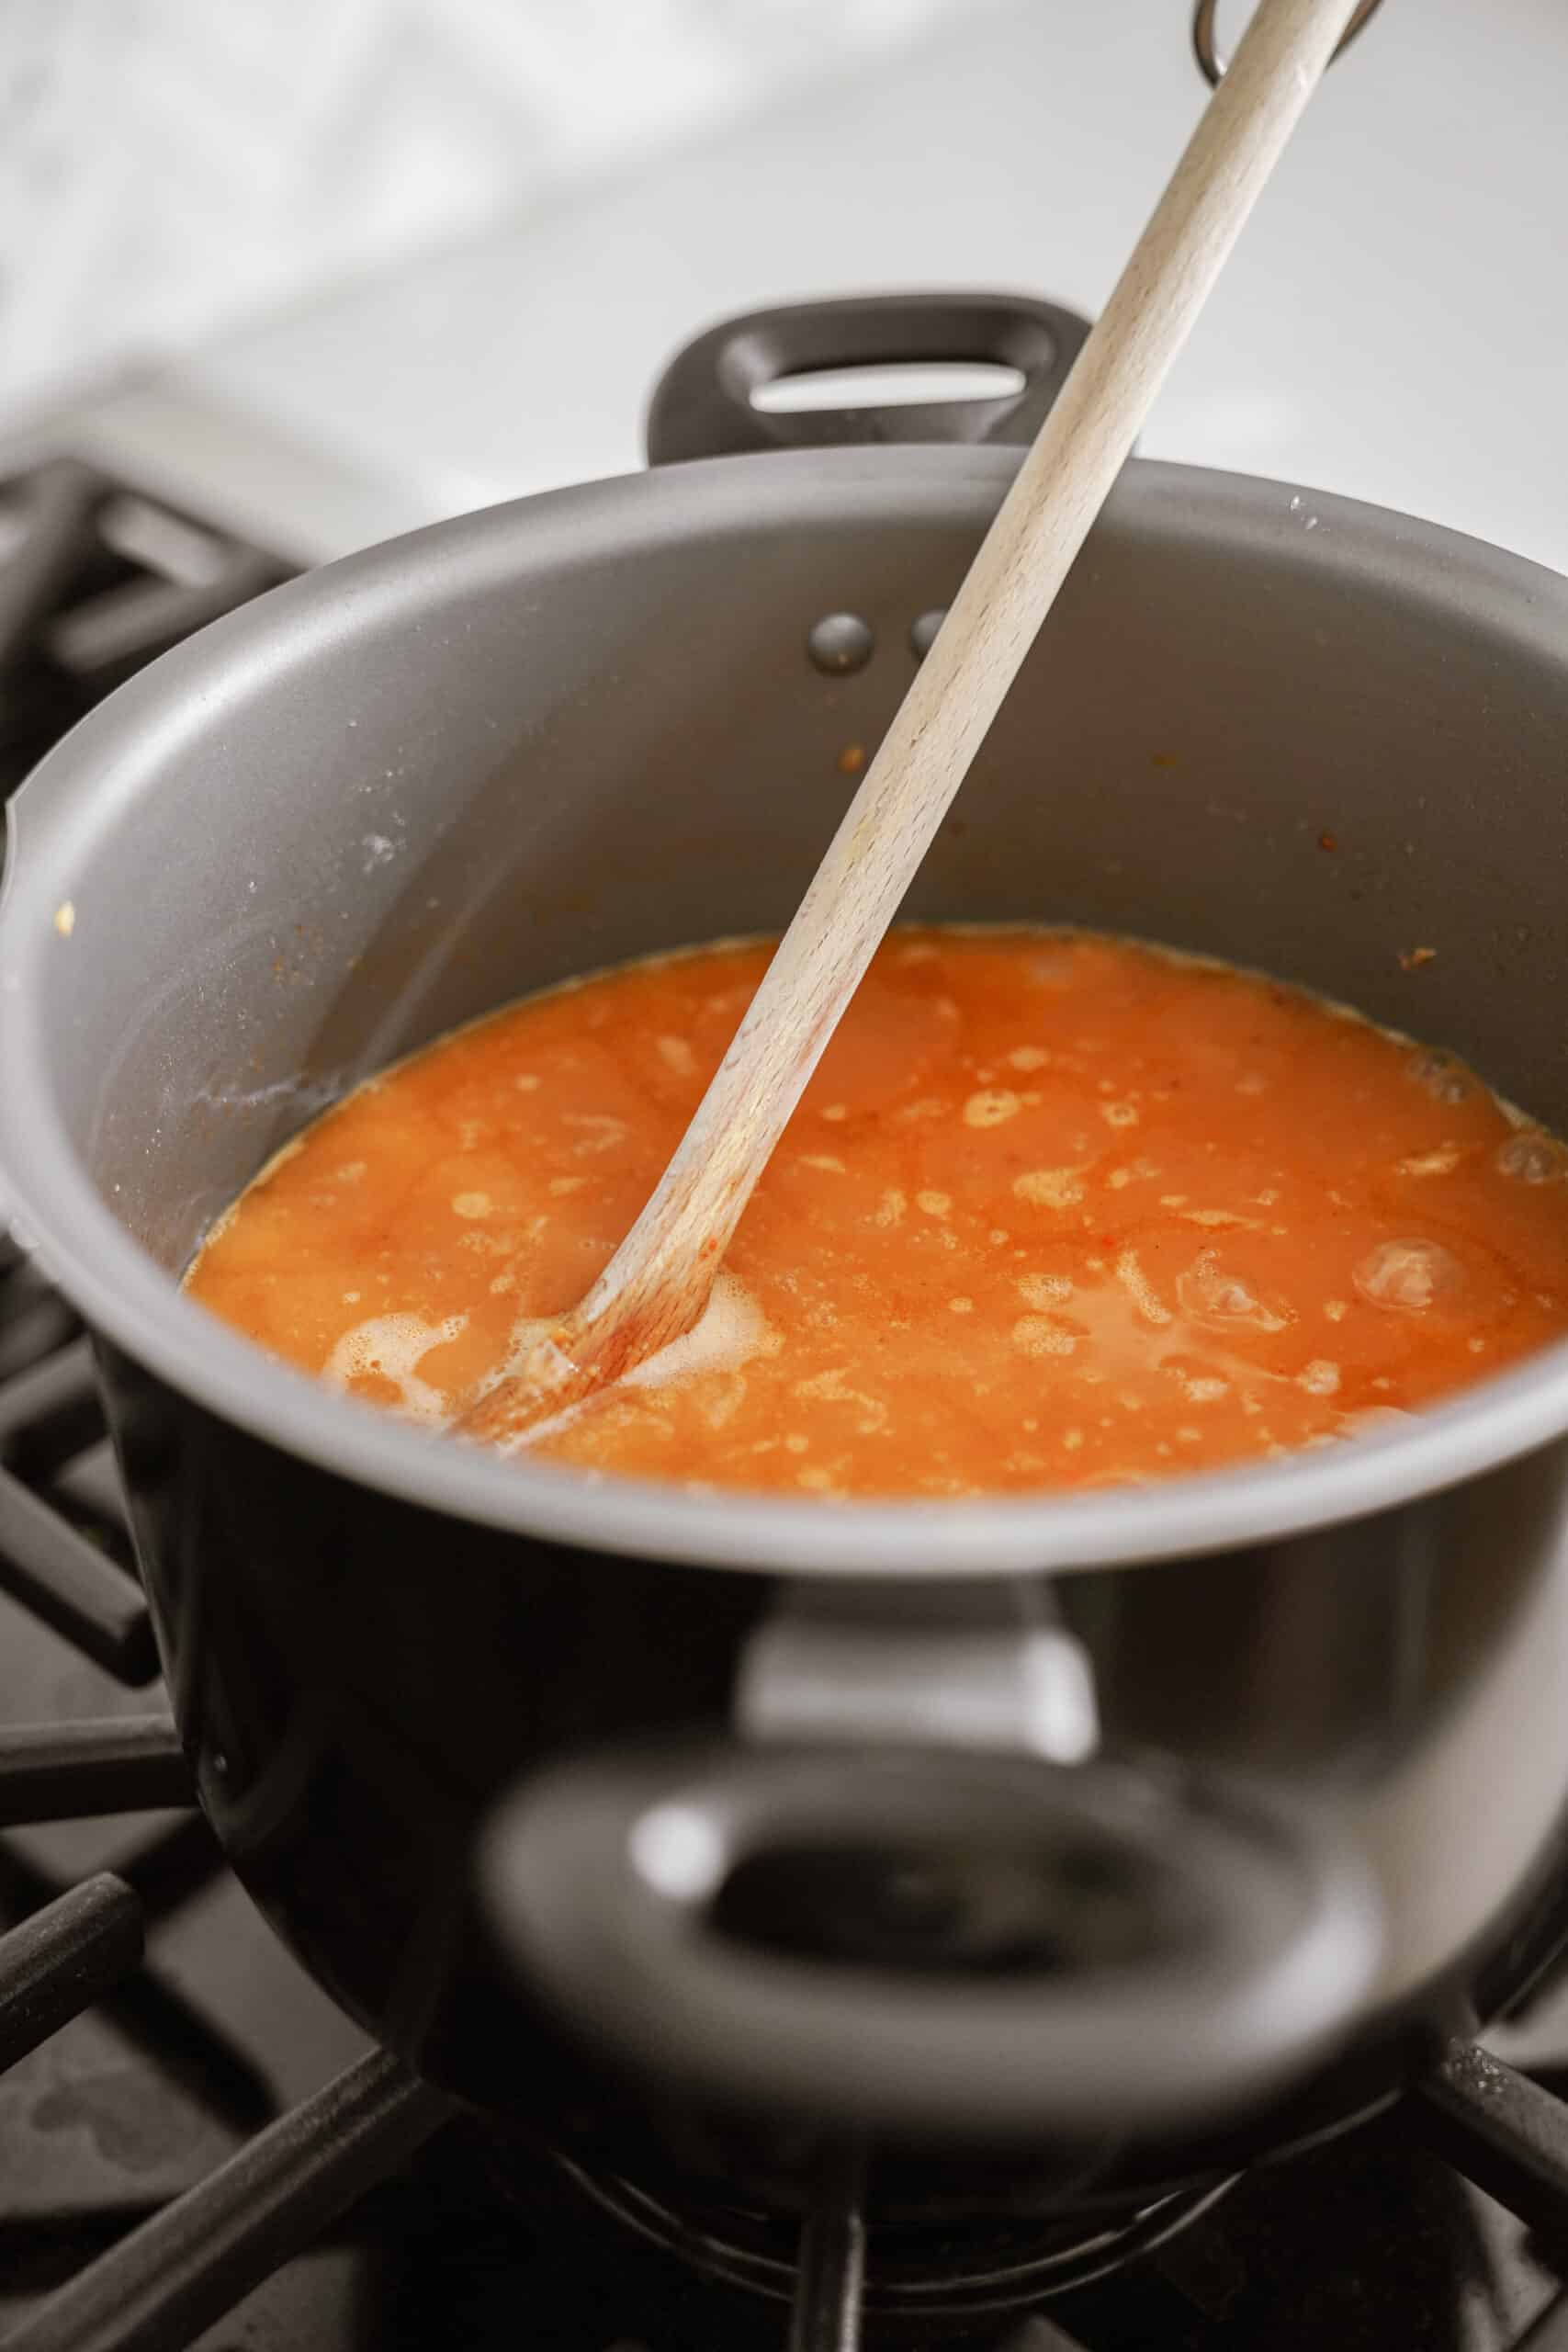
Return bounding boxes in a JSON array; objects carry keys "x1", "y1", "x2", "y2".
[{"x1": 7, "y1": 458, "x2": 1568, "y2": 2351}]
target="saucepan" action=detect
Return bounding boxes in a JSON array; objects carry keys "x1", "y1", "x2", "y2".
[{"x1": 3, "y1": 291, "x2": 1568, "y2": 2213}]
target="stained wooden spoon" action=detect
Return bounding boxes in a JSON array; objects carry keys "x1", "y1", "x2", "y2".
[{"x1": 459, "y1": 0, "x2": 1363, "y2": 1450}]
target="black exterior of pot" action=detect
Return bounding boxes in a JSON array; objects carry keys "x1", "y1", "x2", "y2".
[
  {"x1": 90, "y1": 1317, "x2": 1568, "y2": 2211},
  {"x1": 6, "y1": 294, "x2": 1568, "y2": 2202}
]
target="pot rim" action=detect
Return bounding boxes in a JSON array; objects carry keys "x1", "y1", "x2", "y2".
[{"x1": 5, "y1": 445, "x2": 1568, "y2": 1579}]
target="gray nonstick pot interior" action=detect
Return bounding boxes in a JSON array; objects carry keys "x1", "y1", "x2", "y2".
[{"x1": 5, "y1": 446, "x2": 1568, "y2": 1575}]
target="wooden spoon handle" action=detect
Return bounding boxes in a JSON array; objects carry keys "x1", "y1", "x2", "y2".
[{"x1": 461, "y1": 0, "x2": 1362, "y2": 1437}]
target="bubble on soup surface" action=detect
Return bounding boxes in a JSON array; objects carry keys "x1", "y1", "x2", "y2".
[
  {"x1": 1496, "y1": 1133, "x2": 1568, "y2": 1184},
  {"x1": 1339, "y1": 1405, "x2": 1417, "y2": 1441},
  {"x1": 1396, "y1": 1146, "x2": 1461, "y2": 1179},
  {"x1": 1115, "y1": 1250, "x2": 1171, "y2": 1328},
  {"x1": 1014, "y1": 1168, "x2": 1086, "y2": 1210},
  {"x1": 324, "y1": 1313, "x2": 468, "y2": 1424},
  {"x1": 1176, "y1": 1250, "x2": 1288, "y2": 1331},
  {"x1": 1407, "y1": 1049, "x2": 1472, "y2": 1105},
  {"x1": 964, "y1": 1089, "x2": 1021, "y2": 1128},
  {"x1": 1011, "y1": 1317, "x2": 1077, "y2": 1358},
  {"x1": 1353, "y1": 1238, "x2": 1461, "y2": 1312}
]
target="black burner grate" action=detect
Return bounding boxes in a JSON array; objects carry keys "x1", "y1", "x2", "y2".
[
  {"x1": 0, "y1": 1238, "x2": 453, "y2": 2352},
  {"x1": 0, "y1": 2046, "x2": 447, "y2": 2352},
  {"x1": 0, "y1": 460, "x2": 293, "y2": 804}
]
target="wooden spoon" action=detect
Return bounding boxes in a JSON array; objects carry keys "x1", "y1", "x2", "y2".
[{"x1": 459, "y1": 0, "x2": 1363, "y2": 1450}]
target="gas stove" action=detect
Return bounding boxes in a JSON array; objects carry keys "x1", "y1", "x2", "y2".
[{"x1": 6, "y1": 458, "x2": 1568, "y2": 2351}]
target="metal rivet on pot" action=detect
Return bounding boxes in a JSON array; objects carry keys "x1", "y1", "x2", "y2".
[
  {"x1": 909, "y1": 608, "x2": 947, "y2": 660},
  {"x1": 807, "y1": 614, "x2": 874, "y2": 675}
]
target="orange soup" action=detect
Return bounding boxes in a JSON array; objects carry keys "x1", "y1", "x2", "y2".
[{"x1": 186, "y1": 929, "x2": 1568, "y2": 1498}]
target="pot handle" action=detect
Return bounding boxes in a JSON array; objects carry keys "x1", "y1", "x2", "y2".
[
  {"x1": 644, "y1": 291, "x2": 1093, "y2": 467},
  {"x1": 477, "y1": 1736, "x2": 1381, "y2": 2144}
]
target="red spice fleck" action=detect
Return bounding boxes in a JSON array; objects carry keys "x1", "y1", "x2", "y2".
[{"x1": 1318, "y1": 831, "x2": 1337, "y2": 852}]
